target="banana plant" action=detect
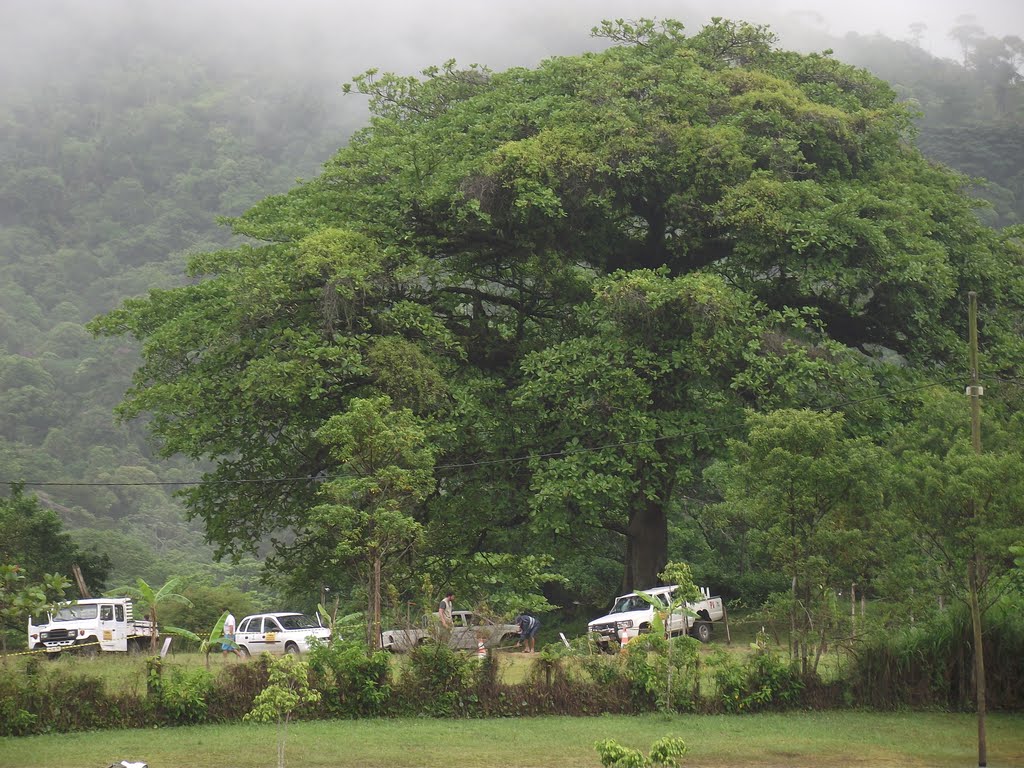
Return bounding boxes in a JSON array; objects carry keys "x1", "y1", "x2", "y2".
[{"x1": 109, "y1": 576, "x2": 193, "y2": 653}]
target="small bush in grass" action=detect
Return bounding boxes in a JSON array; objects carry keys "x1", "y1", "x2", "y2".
[{"x1": 595, "y1": 736, "x2": 687, "y2": 767}]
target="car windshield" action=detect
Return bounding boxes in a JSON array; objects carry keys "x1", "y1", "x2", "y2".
[
  {"x1": 609, "y1": 595, "x2": 651, "y2": 614},
  {"x1": 52, "y1": 604, "x2": 98, "y2": 621},
  {"x1": 277, "y1": 614, "x2": 318, "y2": 630}
]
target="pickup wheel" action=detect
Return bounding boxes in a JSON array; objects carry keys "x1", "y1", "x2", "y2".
[
  {"x1": 75, "y1": 639, "x2": 99, "y2": 657},
  {"x1": 691, "y1": 621, "x2": 712, "y2": 643}
]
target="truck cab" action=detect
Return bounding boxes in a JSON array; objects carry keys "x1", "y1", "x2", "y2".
[{"x1": 28, "y1": 597, "x2": 152, "y2": 655}]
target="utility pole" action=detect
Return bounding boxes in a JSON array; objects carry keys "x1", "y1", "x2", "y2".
[{"x1": 967, "y1": 291, "x2": 987, "y2": 768}]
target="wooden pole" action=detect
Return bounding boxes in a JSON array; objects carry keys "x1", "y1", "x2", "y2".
[
  {"x1": 71, "y1": 563, "x2": 90, "y2": 598},
  {"x1": 967, "y1": 291, "x2": 987, "y2": 768}
]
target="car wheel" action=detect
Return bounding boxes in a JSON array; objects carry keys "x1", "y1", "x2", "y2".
[
  {"x1": 238, "y1": 645, "x2": 251, "y2": 658},
  {"x1": 691, "y1": 621, "x2": 712, "y2": 643},
  {"x1": 285, "y1": 642, "x2": 300, "y2": 656}
]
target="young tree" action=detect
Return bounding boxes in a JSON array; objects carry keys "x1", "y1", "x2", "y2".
[
  {"x1": 889, "y1": 386, "x2": 1024, "y2": 765},
  {"x1": 708, "y1": 409, "x2": 886, "y2": 675},
  {"x1": 306, "y1": 396, "x2": 435, "y2": 649},
  {"x1": 244, "y1": 654, "x2": 321, "y2": 768}
]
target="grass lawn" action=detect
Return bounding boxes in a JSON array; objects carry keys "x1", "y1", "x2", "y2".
[{"x1": 2, "y1": 711, "x2": 1023, "y2": 767}]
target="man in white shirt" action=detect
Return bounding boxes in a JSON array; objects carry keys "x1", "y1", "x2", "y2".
[{"x1": 222, "y1": 609, "x2": 240, "y2": 658}]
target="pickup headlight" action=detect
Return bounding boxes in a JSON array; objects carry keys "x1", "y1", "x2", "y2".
[{"x1": 615, "y1": 620, "x2": 633, "y2": 629}]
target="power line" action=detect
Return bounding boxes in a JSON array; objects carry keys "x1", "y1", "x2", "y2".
[{"x1": 3, "y1": 375, "x2": 965, "y2": 489}]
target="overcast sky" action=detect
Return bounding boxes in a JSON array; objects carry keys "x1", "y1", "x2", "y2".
[
  {"x1": 3, "y1": 0, "x2": 1021, "y2": 119},
  {"x1": 6, "y1": 0, "x2": 1022, "y2": 72}
]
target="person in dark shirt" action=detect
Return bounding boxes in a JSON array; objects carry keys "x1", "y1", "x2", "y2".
[{"x1": 514, "y1": 613, "x2": 540, "y2": 653}]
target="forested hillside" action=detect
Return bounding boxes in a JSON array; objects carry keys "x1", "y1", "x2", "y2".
[
  {"x1": 1, "y1": 3, "x2": 1022, "y2": 608},
  {"x1": 0, "y1": 4, "x2": 359, "y2": 588}
]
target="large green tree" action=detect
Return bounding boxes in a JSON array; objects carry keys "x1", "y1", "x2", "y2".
[{"x1": 93, "y1": 19, "x2": 1024, "y2": 595}]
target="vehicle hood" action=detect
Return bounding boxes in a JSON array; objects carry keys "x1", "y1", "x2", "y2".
[{"x1": 588, "y1": 608, "x2": 653, "y2": 628}]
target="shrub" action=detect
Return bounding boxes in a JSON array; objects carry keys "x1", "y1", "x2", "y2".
[
  {"x1": 397, "y1": 641, "x2": 476, "y2": 717},
  {"x1": 306, "y1": 639, "x2": 391, "y2": 717},
  {"x1": 711, "y1": 648, "x2": 804, "y2": 713},
  {"x1": 595, "y1": 736, "x2": 687, "y2": 767},
  {"x1": 160, "y1": 667, "x2": 214, "y2": 724}
]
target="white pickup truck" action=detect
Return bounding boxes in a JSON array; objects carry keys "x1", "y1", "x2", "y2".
[
  {"x1": 587, "y1": 585, "x2": 725, "y2": 649},
  {"x1": 380, "y1": 610, "x2": 520, "y2": 652},
  {"x1": 28, "y1": 597, "x2": 157, "y2": 655}
]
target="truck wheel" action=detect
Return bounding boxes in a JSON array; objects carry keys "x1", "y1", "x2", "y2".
[
  {"x1": 691, "y1": 621, "x2": 712, "y2": 643},
  {"x1": 76, "y1": 639, "x2": 99, "y2": 657},
  {"x1": 128, "y1": 639, "x2": 146, "y2": 655},
  {"x1": 284, "y1": 642, "x2": 300, "y2": 656}
]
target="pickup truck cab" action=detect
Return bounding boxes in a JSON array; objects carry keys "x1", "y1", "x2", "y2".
[
  {"x1": 235, "y1": 612, "x2": 331, "y2": 656},
  {"x1": 588, "y1": 585, "x2": 725, "y2": 648},
  {"x1": 381, "y1": 610, "x2": 519, "y2": 652},
  {"x1": 28, "y1": 597, "x2": 156, "y2": 655}
]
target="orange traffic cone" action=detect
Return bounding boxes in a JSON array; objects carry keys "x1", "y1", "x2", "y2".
[
  {"x1": 618, "y1": 627, "x2": 630, "y2": 653},
  {"x1": 477, "y1": 639, "x2": 487, "y2": 659}
]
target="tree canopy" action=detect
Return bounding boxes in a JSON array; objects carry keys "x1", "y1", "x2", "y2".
[{"x1": 93, "y1": 18, "x2": 1024, "y2": 600}]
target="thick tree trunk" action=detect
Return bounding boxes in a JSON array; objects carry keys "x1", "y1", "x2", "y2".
[{"x1": 623, "y1": 501, "x2": 668, "y2": 592}]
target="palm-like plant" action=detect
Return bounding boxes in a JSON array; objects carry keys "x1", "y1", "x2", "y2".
[{"x1": 112, "y1": 576, "x2": 193, "y2": 652}]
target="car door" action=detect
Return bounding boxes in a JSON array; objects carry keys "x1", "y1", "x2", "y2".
[
  {"x1": 449, "y1": 611, "x2": 473, "y2": 649},
  {"x1": 262, "y1": 616, "x2": 285, "y2": 654},
  {"x1": 98, "y1": 603, "x2": 128, "y2": 651}
]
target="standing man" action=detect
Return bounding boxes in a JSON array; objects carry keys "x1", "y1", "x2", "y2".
[
  {"x1": 222, "y1": 608, "x2": 240, "y2": 658},
  {"x1": 514, "y1": 613, "x2": 540, "y2": 654},
  {"x1": 438, "y1": 592, "x2": 454, "y2": 629}
]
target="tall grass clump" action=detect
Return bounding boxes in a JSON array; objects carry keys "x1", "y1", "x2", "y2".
[{"x1": 848, "y1": 599, "x2": 1024, "y2": 710}]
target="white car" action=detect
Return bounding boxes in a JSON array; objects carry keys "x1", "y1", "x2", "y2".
[{"x1": 235, "y1": 612, "x2": 331, "y2": 656}]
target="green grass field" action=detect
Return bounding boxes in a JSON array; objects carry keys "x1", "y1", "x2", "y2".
[{"x1": 2, "y1": 712, "x2": 1022, "y2": 767}]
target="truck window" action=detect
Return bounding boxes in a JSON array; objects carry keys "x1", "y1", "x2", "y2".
[
  {"x1": 53, "y1": 604, "x2": 98, "y2": 621},
  {"x1": 100, "y1": 605, "x2": 114, "y2": 621},
  {"x1": 115, "y1": 605, "x2": 124, "y2": 622}
]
